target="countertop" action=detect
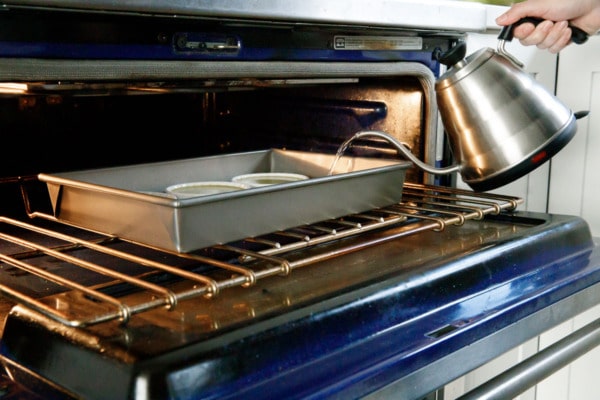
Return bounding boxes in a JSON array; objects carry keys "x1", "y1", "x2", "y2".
[{"x1": 1, "y1": 0, "x2": 509, "y2": 32}]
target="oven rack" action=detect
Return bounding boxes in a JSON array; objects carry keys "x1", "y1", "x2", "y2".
[{"x1": 0, "y1": 183, "x2": 522, "y2": 328}]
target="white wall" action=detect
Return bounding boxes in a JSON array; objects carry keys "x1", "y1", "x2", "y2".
[{"x1": 551, "y1": 35, "x2": 600, "y2": 236}]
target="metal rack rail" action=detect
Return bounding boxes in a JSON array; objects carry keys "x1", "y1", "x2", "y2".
[{"x1": 0, "y1": 183, "x2": 522, "y2": 328}]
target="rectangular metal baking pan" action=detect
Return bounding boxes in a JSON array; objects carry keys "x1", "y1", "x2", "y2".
[{"x1": 38, "y1": 149, "x2": 411, "y2": 253}]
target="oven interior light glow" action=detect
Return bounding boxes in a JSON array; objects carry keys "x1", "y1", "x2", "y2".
[{"x1": 0, "y1": 83, "x2": 28, "y2": 94}]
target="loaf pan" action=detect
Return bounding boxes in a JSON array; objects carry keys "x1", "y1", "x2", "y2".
[{"x1": 38, "y1": 149, "x2": 411, "y2": 253}]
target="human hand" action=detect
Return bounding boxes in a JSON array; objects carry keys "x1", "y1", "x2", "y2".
[{"x1": 495, "y1": 0, "x2": 600, "y2": 52}]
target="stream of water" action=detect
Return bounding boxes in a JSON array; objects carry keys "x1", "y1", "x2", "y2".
[{"x1": 327, "y1": 134, "x2": 359, "y2": 176}]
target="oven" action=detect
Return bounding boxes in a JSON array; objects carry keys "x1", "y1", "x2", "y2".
[{"x1": 0, "y1": 2, "x2": 600, "y2": 400}]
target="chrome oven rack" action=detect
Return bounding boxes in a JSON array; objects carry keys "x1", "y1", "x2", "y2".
[{"x1": 0, "y1": 183, "x2": 522, "y2": 328}]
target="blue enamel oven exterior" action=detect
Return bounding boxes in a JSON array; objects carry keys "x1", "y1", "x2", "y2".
[{"x1": 2, "y1": 212, "x2": 600, "y2": 399}]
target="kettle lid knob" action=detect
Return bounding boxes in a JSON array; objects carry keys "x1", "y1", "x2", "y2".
[{"x1": 433, "y1": 42, "x2": 467, "y2": 68}]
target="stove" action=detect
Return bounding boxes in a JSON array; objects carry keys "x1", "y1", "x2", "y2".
[{"x1": 0, "y1": 2, "x2": 599, "y2": 400}]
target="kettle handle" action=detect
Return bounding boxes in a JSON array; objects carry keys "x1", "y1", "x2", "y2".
[{"x1": 498, "y1": 17, "x2": 589, "y2": 45}]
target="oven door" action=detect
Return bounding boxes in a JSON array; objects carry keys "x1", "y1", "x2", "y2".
[{"x1": 0, "y1": 184, "x2": 599, "y2": 400}]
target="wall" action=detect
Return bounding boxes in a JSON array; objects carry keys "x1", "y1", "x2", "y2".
[{"x1": 551, "y1": 35, "x2": 600, "y2": 236}]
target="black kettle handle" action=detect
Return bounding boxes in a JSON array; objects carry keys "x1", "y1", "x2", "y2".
[
  {"x1": 432, "y1": 41, "x2": 467, "y2": 67},
  {"x1": 498, "y1": 17, "x2": 589, "y2": 44}
]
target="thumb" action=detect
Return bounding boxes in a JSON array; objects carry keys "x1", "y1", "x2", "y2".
[
  {"x1": 496, "y1": 9, "x2": 523, "y2": 26},
  {"x1": 495, "y1": 2, "x2": 541, "y2": 27}
]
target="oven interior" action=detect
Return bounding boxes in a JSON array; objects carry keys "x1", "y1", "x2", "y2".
[{"x1": 2, "y1": 75, "x2": 438, "y2": 217}]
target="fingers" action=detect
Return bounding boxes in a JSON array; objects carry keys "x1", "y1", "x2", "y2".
[
  {"x1": 547, "y1": 25, "x2": 573, "y2": 53},
  {"x1": 512, "y1": 20, "x2": 572, "y2": 53},
  {"x1": 511, "y1": 21, "x2": 537, "y2": 43}
]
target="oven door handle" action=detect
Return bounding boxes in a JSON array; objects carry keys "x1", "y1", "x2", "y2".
[{"x1": 456, "y1": 316, "x2": 600, "y2": 400}]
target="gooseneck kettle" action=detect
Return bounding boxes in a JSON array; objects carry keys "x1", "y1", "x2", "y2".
[{"x1": 350, "y1": 19, "x2": 589, "y2": 192}]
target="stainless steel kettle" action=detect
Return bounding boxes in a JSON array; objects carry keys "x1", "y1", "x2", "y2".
[
  {"x1": 435, "y1": 39, "x2": 583, "y2": 191},
  {"x1": 350, "y1": 21, "x2": 589, "y2": 192}
]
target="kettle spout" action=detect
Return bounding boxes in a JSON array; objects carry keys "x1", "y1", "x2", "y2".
[{"x1": 346, "y1": 130, "x2": 460, "y2": 176}]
